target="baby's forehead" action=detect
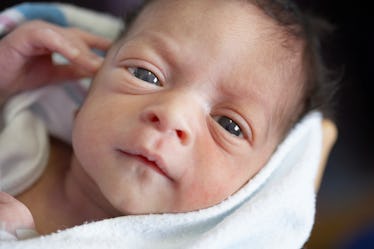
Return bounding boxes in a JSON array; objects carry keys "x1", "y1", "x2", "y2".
[
  {"x1": 124, "y1": 0, "x2": 304, "y2": 54},
  {"x1": 117, "y1": 0, "x2": 306, "y2": 108},
  {"x1": 126, "y1": 0, "x2": 268, "y2": 36}
]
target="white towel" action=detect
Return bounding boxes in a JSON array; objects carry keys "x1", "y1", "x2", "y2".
[{"x1": 0, "y1": 3, "x2": 322, "y2": 248}]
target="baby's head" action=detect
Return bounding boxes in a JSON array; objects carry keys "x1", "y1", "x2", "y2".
[{"x1": 72, "y1": 0, "x2": 334, "y2": 215}]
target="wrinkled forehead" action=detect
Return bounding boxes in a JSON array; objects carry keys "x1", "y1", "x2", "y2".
[
  {"x1": 128, "y1": 0, "x2": 273, "y2": 35},
  {"x1": 123, "y1": 0, "x2": 303, "y2": 61},
  {"x1": 122, "y1": 0, "x2": 303, "y2": 65}
]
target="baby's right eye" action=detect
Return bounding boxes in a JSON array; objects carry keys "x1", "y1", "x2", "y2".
[{"x1": 128, "y1": 67, "x2": 161, "y2": 86}]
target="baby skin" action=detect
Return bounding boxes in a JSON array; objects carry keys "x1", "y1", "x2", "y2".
[{"x1": 1, "y1": 0, "x2": 308, "y2": 235}]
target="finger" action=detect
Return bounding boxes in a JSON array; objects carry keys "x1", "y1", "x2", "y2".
[
  {"x1": 0, "y1": 192, "x2": 35, "y2": 234},
  {"x1": 28, "y1": 28, "x2": 82, "y2": 60},
  {"x1": 30, "y1": 28, "x2": 104, "y2": 72},
  {"x1": 0, "y1": 192, "x2": 16, "y2": 204},
  {"x1": 70, "y1": 28, "x2": 112, "y2": 51},
  {"x1": 17, "y1": 24, "x2": 105, "y2": 73},
  {"x1": 66, "y1": 50, "x2": 104, "y2": 73}
]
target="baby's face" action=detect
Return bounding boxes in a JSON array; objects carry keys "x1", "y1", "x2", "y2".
[{"x1": 73, "y1": 0, "x2": 304, "y2": 214}]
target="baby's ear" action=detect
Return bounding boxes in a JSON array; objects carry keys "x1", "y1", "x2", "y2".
[{"x1": 314, "y1": 119, "x2": 337, "y2": 192}]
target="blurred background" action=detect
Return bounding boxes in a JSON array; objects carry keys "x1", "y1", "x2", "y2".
[
  {"x1": 301, "y1": 1, "x2": 374, "y2": 248},
  {"x1": 1, "y1": 1, "x2": 373, "y2": 248}
]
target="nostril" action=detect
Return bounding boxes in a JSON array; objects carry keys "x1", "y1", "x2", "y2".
[
  {"x1": 149, "y1": 113, "x2": 160, "y2": 123},
  {"x1": 141, "y1": 110, "x2": 190, "y2": 144},
  {"x1": 176, "y1": 130, "x2": 189, "y2": 144},
  {"x1": 176, "y1": 130, "x2": 183, "y2": 139}
]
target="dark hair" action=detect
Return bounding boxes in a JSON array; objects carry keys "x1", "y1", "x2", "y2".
[
  {"x1": 123, "y1": 0, "x2": 150, "y2": 27},
  {"x1": 251, "y1": 0, "x2": 339, "y2": 122},
  {"x1": 124, "y1": 0, "x2": 339, "y2": 127}
]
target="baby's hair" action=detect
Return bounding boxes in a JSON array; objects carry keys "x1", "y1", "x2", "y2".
[
  {"x1": 123, "y1": 0, "x2": 338, "y2": 132},
  {"x1": 252, "y1": 0, "x2": 338, "y2": 117},
  {"x1": 247, "y1": 0, "x2": 339, "y2": 135}
]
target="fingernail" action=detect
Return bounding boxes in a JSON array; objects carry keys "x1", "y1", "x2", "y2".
[
  {"x1": 16, "y1": 228, "x2": 39, "y2": 240},
  {"x1": 91, "y1": 56, "x2": 104, "y2": 68},
  {"x1": 70, "y1": 47, "x2": 80, "y2": 57}
]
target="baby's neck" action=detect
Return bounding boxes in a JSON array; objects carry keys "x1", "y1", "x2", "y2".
[
  {"x1": 16, "y1": 137, "x2": 118, "y2": 235},
  {"x1": 63, "y1": 155, "x2": 121, "y2": 225}
]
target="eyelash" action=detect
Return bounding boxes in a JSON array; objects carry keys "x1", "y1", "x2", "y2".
[{"x1": 128, "y1": 66, "x2": 249, "y2": 140}]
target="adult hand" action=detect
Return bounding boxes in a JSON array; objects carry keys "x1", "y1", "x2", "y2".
[{"x1": 0, "y1": 20, "x2": 111, "y2": 100}]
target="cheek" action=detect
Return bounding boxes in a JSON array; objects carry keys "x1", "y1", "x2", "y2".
[
  {"x1": 176, "y1": 169, "x2": 244, "y2": 211},
  {"x1": 186, "y1": 133, "x2": 281, "y2": 210},
  {"x1": 176, "y1": 140, "x2": 252, "y2": 210},
  {"x1": 72, "y1": 113, "x2": 98, "y2": 170},
  {"x1": 72, "y1": 98, "x2": 111, "y2": 164}
]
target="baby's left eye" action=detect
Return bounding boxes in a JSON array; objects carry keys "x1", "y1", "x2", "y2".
[
  {"x1": 215, "y1": 116, "x2": 243, "y2": 137},
  {"x1": 128, "y1": 67, "x2": 161, "y2": 86}
]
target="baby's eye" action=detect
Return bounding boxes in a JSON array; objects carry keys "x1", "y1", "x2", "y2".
[
  {"x1": 215, "y1": 116, "x2": 243, "y2": 137},
  {"x1": 128, "y1": 67, "x2": 161, "y2": 86}
]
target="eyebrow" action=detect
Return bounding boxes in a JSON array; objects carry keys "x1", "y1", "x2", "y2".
[
  {"x1": 124, "y1": 30, "x2": 181, "y2": 67},
  {"x1": 220, "y1": 79, "x2": 266, "y2": 104},
  {"x1": 218, "y1": 80, "x2": 271, "y2": 142}
]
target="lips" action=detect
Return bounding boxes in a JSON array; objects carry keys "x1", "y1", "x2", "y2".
[{"x1": 117, "y1": 149, "x2": 172, "y2": 180}]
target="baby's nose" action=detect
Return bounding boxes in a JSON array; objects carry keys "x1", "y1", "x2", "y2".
[{"x1": 140, "y1": 95, "x2": 196, "y2": 146}]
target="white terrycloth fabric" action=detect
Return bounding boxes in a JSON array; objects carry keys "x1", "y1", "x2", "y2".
[
  {"x1": 0, "y1": 3, "x2": 323, "y2": 248},
  {"x1": 0, "y1": 111, "x2": 323, "y2": 249}
]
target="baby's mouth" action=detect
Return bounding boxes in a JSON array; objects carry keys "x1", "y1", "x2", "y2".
[
  {"x1": 135, "y1": 154, "x2": 167, "y2": 176},
  {"x1": 117, "y1": 149, "x2": 172, "y2": 181}
]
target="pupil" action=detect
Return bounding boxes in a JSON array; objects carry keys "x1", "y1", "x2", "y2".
[
  {"x1": 218, "y1": 117, "x2": 241, "y2": 136},
  {"x1": 134, "y1": 68, "x2": 158, "y2": 84}
]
